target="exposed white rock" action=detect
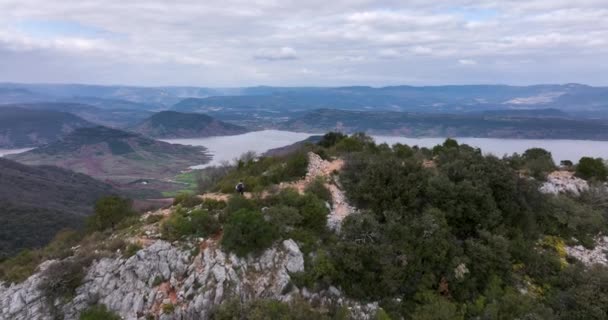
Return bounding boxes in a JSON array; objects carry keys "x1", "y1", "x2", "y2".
[
  {"x1": 540, "y1": 171, "x2": 588, "y2": 195},
  {"x1": 0, "y1": 238, "x2": 374, "y2": 320},
  {"x1": 566, "y1": 236, "x2": 608, "y2": 266}
]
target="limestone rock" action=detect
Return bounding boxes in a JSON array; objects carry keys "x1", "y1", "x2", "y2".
[{"x1": 540, "y1": 171, "x2": 589, "y2": 195}]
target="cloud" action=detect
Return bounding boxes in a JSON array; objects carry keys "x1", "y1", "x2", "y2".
[
  {"x1": 459, "y1": 59, "x2": 477, "y2": 65},
  {"x1": 253, "y1": 47, "x2": 298, "y2": 61},
  {"x1": 0, "y1": 0, "x2": 606, "y2": 86}
]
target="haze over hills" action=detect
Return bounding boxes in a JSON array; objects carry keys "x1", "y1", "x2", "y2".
[
  {"x1": 6, "y1": 126, "x2": 211, "y2": 184},
  {"x1": 282, "y1": 109, "x2": 608, "y2": 140},
  {"x1": 3, "y1": 102, "x2": 153, "y2": 129},
  {"x1": 132, "y1": 111, "x2": 248, "y2": 139},
  {"x1": 0, "y1": 158, "x2": 115, "y2": 257},
  {"x1": 171, "y1": 84, "x2": 608, "y2": 116},
  {"x1": 0, "y1": 107, "x2": 95, "y2": 148},
  {"x1": 1, "y1": 82, "x2": 608, "y2": 141}
]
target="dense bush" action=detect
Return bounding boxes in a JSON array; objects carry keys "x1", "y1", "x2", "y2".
[
  {"x1": 173, "y1": 192, "x2": 203, "y2": 207},
  {"x1": 212, "y1": 298, "x2": 333, "y2": 320},
  {"x1": 161, "y1": 208, "x2": 221, "y2": 241},
  {"x1": 221, "y1": 209, "x2": 279, "y2": 257},
  {"x1": 506, "y1": 148, "x2": 556, "y2": 180},
  {"x1": 317, "y1": 132, "x2": 347, "y2": 148},
  {"x1": 304, "y1": 176, "x2": 332, "y2": 203},
  {"x1": 214, "y1": 152, "x2": 309, "y2": 193},
  {"x1": 87, "y1": 196, "x2": 136, "y2": 231},
  {"x1": 80, "y1": 304, "x2": 121, "y2": 320},
  {"x1": 576, "y1": 157, "x2": 607, "y2": 181},
  {"x1": 313, "y1": 137, "x2": 606, "y2": 319}
]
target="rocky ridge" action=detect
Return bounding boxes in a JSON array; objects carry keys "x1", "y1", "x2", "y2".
[
  {"x1": 0, "y1": 228, "x2": 377, "y2": 319},
  {"x1": 540, "y1": 171, "x2": 589, "y2": 195}
]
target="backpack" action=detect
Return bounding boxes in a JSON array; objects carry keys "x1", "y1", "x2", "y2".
[{"x1": 236, "y1": 183, "x2": 244, "y2": 192}]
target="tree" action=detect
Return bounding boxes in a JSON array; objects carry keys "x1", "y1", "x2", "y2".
[
  {"x1": 522, "y1": 148, "x2": 556, "y2": 180},
  {"x1": 222, "y1": 209, "x2": 279, "y2": 256},
  {"x1": 576, "y1": 157, "x2": 607, "y2": 181},
  {"x1": 318, "y1": 132, "x2": 347, "y2": 148},
  {"x1": 87, "y1": 196, "x2": 135, "y2": 231}
]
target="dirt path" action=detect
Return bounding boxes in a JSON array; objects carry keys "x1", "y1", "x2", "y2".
[{"x1": 145, "y1": 152, "x2": 355, "y2": 235}]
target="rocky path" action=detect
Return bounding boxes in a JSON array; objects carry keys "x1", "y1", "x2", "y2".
[{"x1": 199, "y1": 152, "x2": 355, "y2": 231}]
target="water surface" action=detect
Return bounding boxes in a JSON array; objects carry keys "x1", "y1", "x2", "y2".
[
  {"x1": 165, "y1": 130, "x2": 608, "y2": 167},
  {"x1": 163, "y1": 130, "x2": 315, "y2": 168}
]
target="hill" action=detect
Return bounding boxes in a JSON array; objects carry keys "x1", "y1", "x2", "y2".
[
  {"x1": 6, "y1": 126, "x2": 211, "y2": 184},
  {"x1": 281, "y1": 108, "x2": 608, "y2": 140},
  {"x1": 172, "y1": 84, "x2": 608, "y2": 116},
  {"x1": 133, "y1": 111, "x2": 248, "y2": 138},
  {"x1": 4, "y1": 102, "x2": 153, "y2": 128},
  {"x1": 1, "y1": 135, "x2": 607, "y2": 319},
  {"x1": 0, "y1": 107, "x2": 95, "y2": 148},
  {"x1": 0, "y1": 158, "x2": 114, "y2": 258}
]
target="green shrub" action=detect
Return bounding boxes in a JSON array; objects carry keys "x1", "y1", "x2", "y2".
[
  {"x1": 522, "y1": 148, "x2": 556, "y2": 180},
  {"x1": 160, "y1": 209, "x2": 192, "y2": 241},
  {"x1": 202, "y1": 198, "x2": 227, "y2": 211},
  {"x1": 305, "y1": 177, "x2": 332, "y2": 203},
  {"x1": 0, "y1": 249, "x2": 42, "y2": 283},
  {"x1": 162, "y1": 303, "x2": 175, "y2": 314},
  {"x1": 225, "y1": 195, "x2": 256, "y2": 214},
  {"x1": 161, "y1": 208, "x2": 221, "y2": 241},
  {"x1": 576, "y1": 157, "x2": 607, "y2": 181},
  {"x1": 145, "y1": 214, "x2": 164, "y2": 224},
  {"x1": 212, "y1": 298, "x2": 330, "y2": 320},
  {"x1": 299, "y1": 194, "x2": 329, "y2": 232},
  {"x1": 0, "y1": 229, "x2": 82, "y2": 283},
  {"x1": 80, "y1": 304, "x2": 121, "y2": 320},
  {"x1": 265, "y1": 205, "x2": 303, "y2": 231},
  {"x1": 222, "y1": 209, "x2": 279, "y2": 257},
  {"x1": 87, "y1": 196, "x2": 136, "y2": 231},
  {"x1": 191, "y1": 209, "x2": 221, "y2": 237},
  {"x1": 173, "y1": 192, "x2": 203, "y2": 207},
  {"x1": 123, "y1": 243, "x2": 142, "y2": 258},
  {"x1": 38, "y1": 259, "x2": 86, "y2": 301},
  {"x1": 318, "y1": 132, "x2": 347, "y2": 148}
]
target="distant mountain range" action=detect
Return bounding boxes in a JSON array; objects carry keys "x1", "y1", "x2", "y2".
[
  {"x1": 0, "y1": 107, "x2": 95, "y2": 148},
  {"x1": 6, "y1": 126, "x2": 211, "y2": 184},
  {"x1": 282, "y1": 109, "x2": 608, "y2": 140},
  {"x1": 1, "y1": 103, "x2": 153, "y2": 129},
  {"x1": 171, "y1": 84, "x2": 608, "y2": 116},
  {"x1": 2, "y1": 82, "x2": 608, "y2": 141},
  {"x1": 132, "y1": 111, "x2": 248, "y2": 138},
  {"x1": 0, "y1": 158, "x2": 114, "y2": 257}
]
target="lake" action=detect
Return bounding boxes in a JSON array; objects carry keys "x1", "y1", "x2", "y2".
[
  {"x1": 164, "y1": 130, "x2": 608, "y2": 167},
  {"x1": 163, "y1": 130, "x2": 316, "y2": 168}
]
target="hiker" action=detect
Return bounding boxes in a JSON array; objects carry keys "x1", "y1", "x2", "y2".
[{"x1": 235, "y1": 180, "x2": 245, "y2": 195}]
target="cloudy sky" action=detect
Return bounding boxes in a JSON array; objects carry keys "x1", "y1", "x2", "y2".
[{"x1": 1, "y1": 0, "x2": 607, "y2": 86}]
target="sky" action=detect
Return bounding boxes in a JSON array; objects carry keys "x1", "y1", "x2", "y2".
[{"x1": 0, "y1": 0, "x2": 607, "y2": 87}]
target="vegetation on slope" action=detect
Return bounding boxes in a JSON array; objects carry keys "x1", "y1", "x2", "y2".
[
  {"x1": 0, "y1": 158, "x2": 115, "y2": 258},
  {"x1": 133, "y1": 110, "x2": 248, "y2": 138},
  {"x1": 7, "y1": 126, "x2": 211, "y2": 183},
  {"x1": 3, "y1": 131, "x2": 608, "y2": 319},
  {"x1": 0, "y1": 107, "x2": 94, "y2": 148}
]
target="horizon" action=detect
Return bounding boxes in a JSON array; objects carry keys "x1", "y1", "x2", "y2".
[
  {"x1": 2, "y1": 81, "x2": 606, "y2": 90},
  {"x1": 2, "y1": 1, "x2": 608, "y2": 87}
]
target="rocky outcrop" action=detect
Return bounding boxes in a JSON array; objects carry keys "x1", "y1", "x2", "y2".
[
  {"x1": 1, "y1": 239, "x2": 304, "y2": 320},
  {"x1": 540, "y1": 171, "x2": 589, "y2": 195},
  {"x1": 0, "y1": 237, "x2": 375, "y2": 319},
  {"x1": 566, "y1": 236, "x2": 608, "y2": 267}
]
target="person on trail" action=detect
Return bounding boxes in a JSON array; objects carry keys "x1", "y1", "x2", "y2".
[{"x1": 235, "y1": 180, "x2": 245, "y2": 195}]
